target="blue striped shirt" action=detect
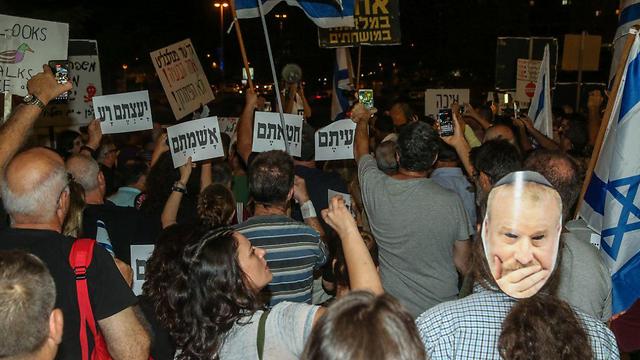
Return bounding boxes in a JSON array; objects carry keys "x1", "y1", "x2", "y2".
[{"x1": 235, "y1": 215, "x2": 327, "y2": 307}]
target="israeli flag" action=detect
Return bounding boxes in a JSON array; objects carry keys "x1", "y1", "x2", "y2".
[
  {"x1": 331, "y1": 47, "x2": 354, "y2": 121},
  {"x1": 235, "y1": 0, "x2": 355, "y2": 29},
  {"x1": 527, "y1": 45, "x2": 552, "y2": 139},
  {"x1": 580, "y1": 30, "x2": 640, "y2": 314},
  {"x1": 610, "y1": 0, "x2": 640, "y2": 84}
]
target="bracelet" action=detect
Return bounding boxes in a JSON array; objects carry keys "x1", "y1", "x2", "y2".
[
  {"x1": 80, "y1": 145, "x2": 98, "y2": 159},
  {"x1": 171, "y1": 181, "x2": 187, "y2": 194},
  {"x1": 300, "y1": 200, "x2": 317, "y2": 219}
]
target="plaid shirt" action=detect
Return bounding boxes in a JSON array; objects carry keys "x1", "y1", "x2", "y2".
[{"x1": 416, "y1": 286, "x2": 619, "y2": 360}]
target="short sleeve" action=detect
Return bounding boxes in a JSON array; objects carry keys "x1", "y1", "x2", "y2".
[
  {"x1": 88, "y1": 244, "x2": 138, "y2": 320},
  {"x1": 452, "y1": 194, "x2": 472, "y2": 241},
  {"x1": 357, "y1": 154, "x2": 385, "y2": 203},
  {"x1": 416, "y1": 309, "x2": 453, "y2": 360},
  {"x1": 270, "y1": 302, "x2": 320, "y2": 357}
]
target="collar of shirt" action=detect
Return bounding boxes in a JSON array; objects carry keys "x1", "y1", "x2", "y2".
[{"x1": 431, "y1": 167, "x2": 465, "y2": 178}]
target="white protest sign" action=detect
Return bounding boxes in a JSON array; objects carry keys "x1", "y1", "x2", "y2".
[
  {"x1": 328, "y1": 189, "x2": 354, "y2": 217},
  {"x1": 150, "y1": 39, "x2": 215, "y2": 120},
  {"x1": 218, "y1": 116, "x2": 239, "y2": 141},
  {"x1": 314, "y1": 119, "x2": 356, "y2": 161},
  {"x1": 93, "y1": 90, "x2": 153, "y2": 134},
  {"x1": 0, "y1": 15, "x2": 69, "y2": 96},
  {"x1": 131, "y1": 244, "x2": 155, "y2": 296},
  {"x1": 424, "y1": 89, "x2": 470, "y2": 117},
  {"x1": 40, "y1": 40, "x2": 102, "y2": 127},
  {"x1": 515, "y1": 58, "x2": 541, "y2": 105},
  {"x1": 167, "y1": 116, "x2": 225, "y2": 168},
  {"x1": 252, "y1": 111, "x2": 302, "y2": 157}
]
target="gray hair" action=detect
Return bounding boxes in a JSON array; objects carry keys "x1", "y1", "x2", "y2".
[
  {"x1": 375, "y1": 140, "x2": 398, "y2": 175},
  {"x1": 1, "y1": 165, "x2": 68, "y2": 221},
  {"x1": 66, "y1": 154, "x2": 100, "y2": 192}
]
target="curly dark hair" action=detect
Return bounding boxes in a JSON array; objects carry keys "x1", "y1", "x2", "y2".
[
  {"x1": 197, "y1": 184, "x2": 235, "y2": 227},
  {"x1": 396, "y1": 121, "x2": 439, "y2": 172},
  {"x1": 163, "y1": 226, "x2": 259, "y2": 359}
]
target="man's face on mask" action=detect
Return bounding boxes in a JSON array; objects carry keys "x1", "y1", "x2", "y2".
[{"x1": 484, "y1": 184, "x2": 562, "y2": 295}]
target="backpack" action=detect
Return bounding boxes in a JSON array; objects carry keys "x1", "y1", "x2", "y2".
[{"x1": 69, "y1": 238, "x2": 113, "y2": 360}]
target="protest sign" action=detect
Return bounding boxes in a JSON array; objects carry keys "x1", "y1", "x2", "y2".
[
  {"x1": 315, "y1": 119, "x2": 356, "y2": 161},
  {"x1": 93, "y1": 90, "x2": 153, "y2": 134},
  {"x1": 0, "y1": 14, "x2": 69, "y2": 96},
  {"x1": 515, "y1": 58, "x2": 541, "y2": 105},
  {"x1": 218, "y1": 116, "x2": 239, "y2": 141},
  {"x1": 424, "y1": 89, "x2": 470, "y2": 117},
  {"x1": 318, "y1": 0, "x2": 401, "y2": 48},
  {"x1": 131, "y1": 244, "x2": 155, "y2": 296},
  {"x1": 39, "y1": 39, "x2": 102, "y2": 127},
  {"x1": 252, "y1": 112, "x2": 303, "y2": 157},
  {"x1": 167, "y1": 116, "x2": 225, "y2": 168},
  {"x1": 150, "y1": 39, "x2": 215, "y2": 120},
  {"x1": 328, "y1": 189, "x2": 354, "y2": 216}
]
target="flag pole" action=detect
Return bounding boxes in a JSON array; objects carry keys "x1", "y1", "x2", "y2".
[
  {"x1": 574, "y1": 27, "x2": 638, "y2": 219},
  {"x1": 255, "y1": 0, "x2": 290, "y2": 154},
  {"x1": 356, "y1": 45, "x2": 362, "y2": 90},
  {"x1": 229, "y1": 0, "x2": 255, "y2": 90}
]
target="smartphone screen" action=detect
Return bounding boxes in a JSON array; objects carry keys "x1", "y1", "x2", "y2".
[
  {"x1": 358, "y1": 89, "x2": 374, "y2": 109},
  {"x1": 438, "y1": 109, "x2": 454, "y2": 137},
  {"x1": 48, "y1": 60, "x2": 70, "y2": 101}
]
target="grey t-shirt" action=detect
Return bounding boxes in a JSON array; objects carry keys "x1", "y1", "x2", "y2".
[
  {"x1": 358, "y1": 155, "x2": 471, "y2": 317},
  {"x1": 559, "y1": 227, "x2": 612, "y2": 322},
  {"x1": 218, "y1": 301, "x2": 319, "y2": 359}
]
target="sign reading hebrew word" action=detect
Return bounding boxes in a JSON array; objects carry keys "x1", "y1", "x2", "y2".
[
  {"x1": 424, "y1": 89, "x2": 470, "y2": 117},
  {"x1": 92, "y1": 90, "x2": 153, "y2": 134},
  {"x1": 131, "y1": 244, "x2": 155, "y2": 296},
  {"x1": 252, "y1": 111, "x2": 303, "y2": 157},
  {"x1": 318, "y1": 0, "x2": 401, "y2": 48},
  {"x1": 315, "y1": 119, "x2": 356, "y2": 161},
  {"x1": 167, "y1": 116, "x2": 224, "y2": 168},
  {"x1": 150, "y1": 39, "x2": 215, "y2": 120},
  {"x1": 0, "y1": 14, "x2": 69, "y2": 96}
]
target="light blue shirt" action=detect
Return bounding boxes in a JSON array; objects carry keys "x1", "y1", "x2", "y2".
[
  {"x1": 107, "y1": 187, "x2": 141, "y2": 208},
  {"x1": 430, "y1": 167, "x2": 476, "y2": 234}
]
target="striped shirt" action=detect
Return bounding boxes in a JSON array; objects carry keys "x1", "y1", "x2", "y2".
[
  {"x1": 416, "y1": 286, "x2": 620, "y2": 360},
  {"x1": 235, "y1": 215, "x2": 328, "y2": 307}
]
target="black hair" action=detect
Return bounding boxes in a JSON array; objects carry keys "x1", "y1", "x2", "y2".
[
  {"x1": 55, "y1": 130, "x2": 81, "y2": 158},
  {"x1": 437, "y1": 139, "x2": 460, "y2": 162},
  {"x1": 118, "y1": 159, "x2": 149, "y2": 188},
  {"x1": 295, "y1": 122, "x2": 316, "y2": 162},
  {"x1": 211, "y1": 161, "x2": 233, "y2": 188},
  {"x1": 469, "y1": 140, "x2": 522, "y2": 183},
  {"x1": 374, "y1": 114, "x2": 394, "y2": 133},
  {"x1": 396, "y1": 121, "x2": 439, "y2": 172},
  {"x1": 248, "y1": 150, "x2": 294, "y2": 205}
]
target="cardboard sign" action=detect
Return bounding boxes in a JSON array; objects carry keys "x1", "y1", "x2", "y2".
[
  {"x1": 39, "y1": 39, "x2": 102, "y2": 127},
  {"x1": 315, "y1": 119, "x2": 356, "y2": 161},
  {"x1": 93, "y1": 90, "x2": 153, "y2": 134},
  {"x1": 318, "y1": 0, "x2": 401, "y2": 48},
  {"x1": 167, "y1": 116, "x2": 225, "y2": 168},
  {"x1": 252, "y1": 111, "x2": 303, "y2": 157},
  {"x1": 424, "y1": 89, "x2": 470, "y2": 117},
  {"x1": 515, "y1": 58, "x2": 541, "y2": 105},
  {"x1": 562, "y1": 34, "x2": 601, "y2": 72},
  {"x1": 131, "y1": 244, "x2": 155, "y2": 296},
  {"x1": 0, "y1": 14, "x2": 69, "y2": 96},
  {"x1": 150, "y1": 39, "x2": 215, "y2": 120}
]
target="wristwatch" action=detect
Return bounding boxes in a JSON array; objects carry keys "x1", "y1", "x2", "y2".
[{"x1": 23, "y1": 94, "x2": 46, "y2": 109}]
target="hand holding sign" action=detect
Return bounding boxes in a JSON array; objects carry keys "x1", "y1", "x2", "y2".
[{"x1": 27, "y1": 65, "x2": 73, "y2": 105}]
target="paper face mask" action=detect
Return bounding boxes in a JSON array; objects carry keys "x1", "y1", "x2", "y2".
[{"x1": 481, "y1": 171, "x2": 563, "y2": 298}]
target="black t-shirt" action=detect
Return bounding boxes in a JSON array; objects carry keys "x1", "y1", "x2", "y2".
[
  {"x1": 82, "y1": 201, "x2": 144, "y2": 264},
  {"x1": 138, "y1": 295, "x2": 176, "y2": 360},
  {"x1": 0, "y1": 201, "x2": 9, "y2": 230},
  {"x1": 0, "y1": 228, "x2": 137, "y2": 360}
]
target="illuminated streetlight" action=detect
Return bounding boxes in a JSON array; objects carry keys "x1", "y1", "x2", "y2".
[
  {"x1": 122, "y1": 64, "x2": 128, "y2": 70},
  {"x1": 213, "y1": 1, "x2": 229, "y2": 76}
]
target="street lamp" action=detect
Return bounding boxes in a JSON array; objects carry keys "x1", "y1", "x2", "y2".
[{"x1": 214, "y1": 2, "x2": 229, "y2": 76}]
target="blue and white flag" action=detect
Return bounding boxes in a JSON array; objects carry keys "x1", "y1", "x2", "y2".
[
  {"x1": 580, "y1": 30, "x2": 640, "y2": 314},
  {"x1": 235, "y1": 0, "x2": 355, "y2": 29},
  {"x1": 527, "y1": 45, "x2": 552, "y2": 139},
  {"x1": 331, "y1": 47, "x2": 354, "y2": 121},
  {"x1": 610, "y1": 0, "x2": 640, "y2": 85}
]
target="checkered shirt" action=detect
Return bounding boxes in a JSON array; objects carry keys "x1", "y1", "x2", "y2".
[{"x1": 415, "y1": 286, "x2": 620, "y2": 360}]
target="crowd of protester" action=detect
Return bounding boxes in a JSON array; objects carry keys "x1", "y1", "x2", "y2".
[{"x1": 0, "y1": 64, "x2": 638, "y2": 360}]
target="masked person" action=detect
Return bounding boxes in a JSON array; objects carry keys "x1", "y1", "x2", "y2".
[{"x1": 416, "y1": 171, "x2": 619, "y2": 360}]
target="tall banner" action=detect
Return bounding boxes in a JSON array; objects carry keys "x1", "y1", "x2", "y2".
[
  {"x1": 0, "y1": 14, "x2": 69, "y2": 96},
  {"x1": 318, "y1": 0, "x2": 401, "y2": 48},
  {"x1": 150, "y1": 39, "x2": 215, "y2": 120},
  {"x1": 39, "y1": 39, "x2": 102, "y2": 127}
]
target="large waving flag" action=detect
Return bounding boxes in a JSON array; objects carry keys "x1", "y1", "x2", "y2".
[
  {"x1": 580, "y1": 30, "x2": 640, "y2": 315},
  {"x1": 527, "y1": 45, "x2": 552, "y2": 138},
  {"x1": 235, "y1": 0, "x2": 355, "y2": 28},
  {"x1": 331, "y1": 47, "x2": 354, "y2": 121},
  {"x1": 610, "y1": 1, "x2": 640, "y2": 84}
]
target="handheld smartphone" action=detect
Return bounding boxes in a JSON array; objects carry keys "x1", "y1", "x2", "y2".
[
  {"x1": 513, "y1": 102, "x2": 520, "y2": 118},
  {"x1": 358, "y1": 89, "x2": 374, "y2": 110},
  {"x1": 48, "y1": 60, "x2": 70, "y2": 101},
  {"x1": 438, "y1": 109, "x2": 454, "y2": 137},
  {"x1": 459, "y1": 104, "x2": 465, "y2": 115}
]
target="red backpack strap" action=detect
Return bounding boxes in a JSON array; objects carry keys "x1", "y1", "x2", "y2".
[{"x1": 69, "y1": 238, "x2": 99, "y2": 360}]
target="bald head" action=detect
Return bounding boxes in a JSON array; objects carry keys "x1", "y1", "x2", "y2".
[
  {"x1": 1, "y1": 148, "x2": 68, "y2": 223},
  {"x1": 484, "y1": 124, "x2": 516, "y2": 145}
]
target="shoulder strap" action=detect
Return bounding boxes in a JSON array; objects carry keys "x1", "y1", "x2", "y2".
[
  {"x1": 256, "y1": 310, "x2": 270, "y2": 360},
  {"x1": 70, "y1": 238, "x2": 99, "y2": 360}
]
